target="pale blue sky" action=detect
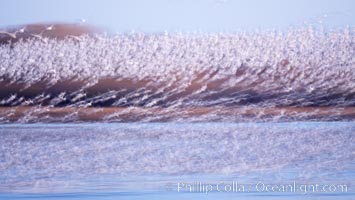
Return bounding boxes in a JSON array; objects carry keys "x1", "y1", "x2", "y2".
[{"x1": 0, "y1": 0, "x2": 354, "y2": 32}]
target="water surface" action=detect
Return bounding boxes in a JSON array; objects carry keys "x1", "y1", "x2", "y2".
[{"x1": 0, "y1": 122, "x2": 354, "y2": 199}]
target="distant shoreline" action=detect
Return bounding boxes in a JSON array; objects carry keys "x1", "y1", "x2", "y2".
[{"x1": 0, "y1": 106, "x2": 354, "y2": 122}]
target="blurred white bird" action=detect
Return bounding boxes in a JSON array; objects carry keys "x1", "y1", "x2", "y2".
[
  {"x1": 18, "y1": 27, "x2": 26, "y2": 33},
  {"x1": 46, "y1": 25, "x2": 54, "y2": 31},
  {"x1": 75, "y1": 18, "x2": 87, "y2": 25},
  {"x1": 66, "y1": 35, "x2": 82, "y2": 41},
  {"x1": 79, "y1": 18, "x2": 86, "y2": 23},
  {"x1": 0, "y1": 30, "x2": 17, "y2": 38},
  {"x1": 0, "y1": 27, "x2": 26, "y2": 39},
  {"x1": 30, "y1": 33, "x2": 43, "y2": 39}
]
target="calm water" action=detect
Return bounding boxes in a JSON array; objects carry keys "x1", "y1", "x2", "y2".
[{"x1": 0, "y1": 122, "x2": 354, "y2": 199}]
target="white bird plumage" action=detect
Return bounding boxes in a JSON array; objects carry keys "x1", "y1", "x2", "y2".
[
  {"x1": 46, "y1": 25, "x2": 54, "y2": 31},
  {"x1": 0, "y1": 27, "x2": 27, "y2": 39},
  {"x1": 0, "y1": 30, "x2": 16, "y2": 38}
]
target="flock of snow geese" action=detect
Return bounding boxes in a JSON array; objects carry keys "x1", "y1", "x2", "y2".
[{"x1": 0, "y1": 24, "x2": 353, "y2": 121}]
